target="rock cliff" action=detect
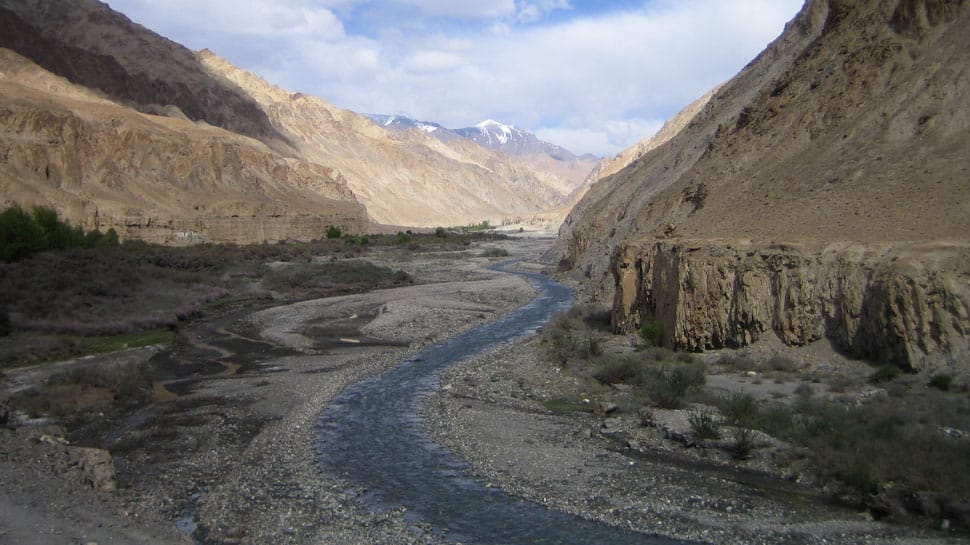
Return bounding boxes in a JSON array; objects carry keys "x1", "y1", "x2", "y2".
[
  {"x1": 0, "y1": 49, "x2": 366, "y2": 244},
  {"x1": 556, "y1": 0, "x2": 970, "y2": 369}
]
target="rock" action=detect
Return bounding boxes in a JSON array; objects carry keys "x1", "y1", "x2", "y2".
[
  {"x1": 611, "y1": 241, "x2": 970, "y2": 371},
  {"x1": 74, "y1": 447, "x2": 117, "y2": 493}
]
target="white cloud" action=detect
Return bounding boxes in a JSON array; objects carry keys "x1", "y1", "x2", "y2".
[
  {"x1": 108, "y1": 0, "x2": 804, "y2": 156},
  {"x1": 395, "y1": 0, "x2": 516, "y2": 19},
  {"x1": 403, "y1": 50, "x2": 465, "y2": 74}
]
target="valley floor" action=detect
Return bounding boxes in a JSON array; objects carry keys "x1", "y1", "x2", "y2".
[{"x1": 1, "y1": 236, "x2": 967, "y2": 545}]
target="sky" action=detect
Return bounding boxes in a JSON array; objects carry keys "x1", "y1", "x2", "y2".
[{"x1": 108, "y1": 0, "x2": 804, "y2": 157}]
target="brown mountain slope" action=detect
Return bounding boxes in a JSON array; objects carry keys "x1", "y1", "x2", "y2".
[
  {"x1": 0, "y1": 0, "x2": 285, "y2": 148},
  {"x1": 199, "y1": 51, "x2": 565, "y2": 227},
  {"x1": 555, "y1": 0, "x2": 970, "y2": 369},
  {"x1": 0, "y1": 49, "x2": 366, "y2": 243}
]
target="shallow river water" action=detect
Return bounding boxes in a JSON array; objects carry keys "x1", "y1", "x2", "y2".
[{"x1": 316, "y1": 264, "x2": 692, "y2": 544}]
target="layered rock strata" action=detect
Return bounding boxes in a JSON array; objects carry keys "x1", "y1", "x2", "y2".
[{"x1": 613, "y1": 240, "x2": 970, "y2": 370}]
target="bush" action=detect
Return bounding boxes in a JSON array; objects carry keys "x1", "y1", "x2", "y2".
[
  {"x1": 480, "y1": 247, "x2": 510, "y2": 258},
  {"x1": 689, "y1": 410, "x2": 721, "y2": 440},
  {"x1": 648, "y1": 363, "x2": 706, "y2": 409},
  {"x1": 720, "y1": 391, "x2": 759, "y2": 427},
  {"x1": 578, "y1": 333, "x2": 601, "y2": 360},
  {"x1": 325, "y1": 225, "x2": 342, "y2": 239},
  {"x1": 593, "y1": 357, "x2": 641, "y2": 385},
  {"x1": 434, "y1": 227, "x2": 448, "y2": 238},
  {"x1": 639, "y1": 318, "x2": 663, "y2": 347},
  {"x1": 868, "y1": 364, "x2": 901, "y2": 384},
  {"x1": 0, "y1": 204, "x2": 119, "y2": 261},
  {"x1": 730, "y1": 427, "x2": 756, "y2": 460},
  {"x1": 396, "y1": 231, "x2": 411, "y2": 244},
  {"x1": 929, "y1": 373, "x2": 953, "y2": 391}
]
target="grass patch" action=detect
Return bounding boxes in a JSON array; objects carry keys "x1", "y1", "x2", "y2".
[
  {"x1": 71, "y1": 329, "x2": 176, "y2": 356},
  {"x1": 543, "y1": 399, "x2": 595, "y2": 414}
]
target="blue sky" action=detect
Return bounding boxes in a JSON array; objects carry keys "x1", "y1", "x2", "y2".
[{"x1": 109, "y1": 0, "x2": 804, "y2": 156}]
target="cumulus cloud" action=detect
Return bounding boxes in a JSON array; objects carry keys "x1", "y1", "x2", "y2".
[{"x1": 109, "y1": 0, "x2": 803, "y2": 156}]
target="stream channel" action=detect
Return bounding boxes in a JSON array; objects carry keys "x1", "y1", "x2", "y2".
[{"x1": 316, "y1": 263, "x2": 692, "y2": 545}]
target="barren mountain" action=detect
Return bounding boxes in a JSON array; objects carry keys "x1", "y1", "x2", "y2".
[
  {"x1": 0, "y1": 48, "x2": 366, "y2": 243},
  {"x1": 555, "y1": 0, "x2": 970, "y2": 369},
  {"x1": 453, "y1": 120, "x2": 598, "y2": 197},
  {"x1": 0, "y1": 0, "x2": 576, "y2": 234},
  {"x1": 0, "y1": 0, "x2": 285, "y2": 148},
  {"x1": 366, "y1": 114, "x2": 596, "y2": 208},
  {"x1": 199, "y1": 51, "x2": 567, "y2": 227}
]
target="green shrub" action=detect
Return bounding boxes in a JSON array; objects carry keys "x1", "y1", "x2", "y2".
[
  {"x1": 638, "y1": 318, "x2": 663, "y2": 347},
  {"x1": 0, "y1": 204, "x2": 119, "y2": 261},
  {"x1": 480, "y1": 247, "x2": 510, "y2": 258},
  {"x1": 325, "y1": 225, "x2": 342, "y2": 239},
  {"x1": 730, "y1": 427, "x2": 756, "y2": 460},
  {"x1": 593, "y1": 357, "x2": 641, "y2": 385},
  {"x1": 721, "y1": 391, "x2": 759, "y2": 427},
  {"x1": 435, "y1": 227, "x2": 448, "y2": 238},
  {"x1": 580, "y1": 333, "x2": 602, "y2": 359},
  {"x1": 648, "y1": 363, "x2": 706, "y2": 409},
  {"x1": 929, "y1": 373, "x2": 953, "y2": 391},
  {"x1": 396, "y1": 231, "x2": 411, "y2": 244},
  {"x1": 868, "y1": 364, "x2": 901, "y2": 384},
  {"x1": 688, "y1": 410, "x2": 720, "y2": 440}
]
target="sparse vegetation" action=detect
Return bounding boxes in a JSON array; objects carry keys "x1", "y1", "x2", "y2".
[
  {"x1": 868, "y1": 364, "x2": 901, "y2": 384},
  {"x1": 479, "y1": 247, "x2": 510, "y2": 258},
  {"x1": 688, "y1": 409, "x2": 720, "y2": 440},
  {"x1": 638, "y1": 318, "x2": 663, "y2": 347},
  {"x1": 929, "y1": 373, "x2": 953, "y2": 391},
  {"x1": 719, "y1": 391, "x2": 758, "y2": 427},
  {"x1": 0, "y1": 231, "x2": 504, "y2": 367},
  {"x1": 325, "y1": 225, "x2": 342, "y2": 239}
]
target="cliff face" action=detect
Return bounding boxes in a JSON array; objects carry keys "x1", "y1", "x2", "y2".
[
  {"x1": 614, "y1": 240, "x2": 970, "y2": 370},
  {"x1": 557, "y1": 0, "x2": 970, "y2": 369},
  {"x1": 0, "y1": 50, "x2": 366, "y2": 244}
]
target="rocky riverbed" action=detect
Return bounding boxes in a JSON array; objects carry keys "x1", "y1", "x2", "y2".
[{"x1": 2, "y1": 235, "x2": 968, "y2": 545}]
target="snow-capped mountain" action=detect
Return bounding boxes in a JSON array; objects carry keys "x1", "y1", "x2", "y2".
[
  {"x1": 453, "y1": 119, "x2": 590, "y2": 160},
  {"x1": 365, "y1": 114, "x2": 600, "y2": 196},
  {"x1": 364, "y1": 114, "x2": 462, "y2": 141}
]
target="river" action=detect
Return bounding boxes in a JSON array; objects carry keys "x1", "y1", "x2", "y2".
[{"x1": 316, "y1": 263, "x2": 691, "y2": 545}]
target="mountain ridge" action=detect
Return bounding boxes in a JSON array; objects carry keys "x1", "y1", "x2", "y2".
[{"x1": 554, "y1": 0, "x2": 970, "y2": 370}]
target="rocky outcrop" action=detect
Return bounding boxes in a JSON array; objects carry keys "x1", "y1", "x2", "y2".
[
  {"x1": 555, "y1": 0, "x2": 970, "y2": 368},
  {"x1": 0, "y1": 49, "x2": 367, "y2": 243},
  {"x1": 613, "y1": 240, "x2": 970, "y2": 370}
]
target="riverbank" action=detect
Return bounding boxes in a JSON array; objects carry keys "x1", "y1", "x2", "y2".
[
  {"x1": 0, "y1": 236, "x2": 544, "y2": 545},
  {"x1": 426, "y1": 328, "x2": 970, "y2": 544},
  {"x1": 3, "y1": 234, "x2": 968, "y2": 545}
]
